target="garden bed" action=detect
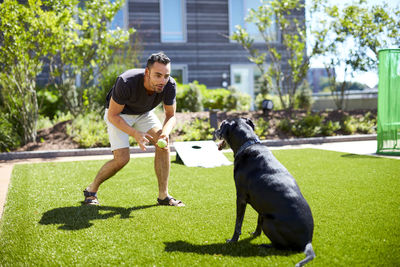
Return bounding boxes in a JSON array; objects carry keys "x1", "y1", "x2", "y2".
[{"x1": 15, "y1": 109, "x2": 377, "y2": 152}]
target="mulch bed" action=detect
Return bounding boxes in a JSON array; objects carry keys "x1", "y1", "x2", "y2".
[{"x1": 14, "y1": 109, "x2": 377, "y2": 152}]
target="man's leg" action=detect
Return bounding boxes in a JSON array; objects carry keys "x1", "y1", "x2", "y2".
[
  {"x1": 85, "y1": 148, "x2": 130, "y2": 195},
  {"x1": 148, "y1": 128, "x2": 184, "y2": 206},
  {"x1": 147, "y1": 128, "x2": 169, "y2": 199}
]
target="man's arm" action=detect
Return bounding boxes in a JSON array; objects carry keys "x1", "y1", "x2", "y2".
[
  {"x1": 108, "y1": 97, "x2": 151, "y2": 151},
  {"x1": 157, "y1": 103, "x2": 176, "y2": 147}
]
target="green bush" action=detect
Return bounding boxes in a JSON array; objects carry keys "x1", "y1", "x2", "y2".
[
  {"x1": 200, "y1": 87, "x2": 229, "y2": 110},
  {"x1": 37, "y1": 112, "x2": 74, "y2": 130},
  {"x1": 37, "y1": 85, "x2": 65, "y2": 119},
  {"x1": 356, "y1": 112, "x2": 376, "y2": 134},
  {"x1": 66, "y1": 112, "x2": 110, "y2": 148},
  {"x1": 174, "y1": 118, "x2": 214, "y2": 141},
  {"x1": 37, "y1": 115, "x2": 53, "y2": 130},
  {"x1": 321, "y1": 120, "x2": 341, "y2": 136},
  {"x1": 291, "y1": 113, "x2": 322, "y2": 137},
  {"x1": 176, "y1": 81, "x2": 203, "y2": 112},
  {"x1": 254, "y1": 117, "x2": 270, "y2": 139},
  {"x1": 95, "y1": 64, "x2": 126, "y2": 111},
  {"x1": 295, "y1": 86, "x2": 313, "y2": 111},
  {"x1": 0, "y1": 113, "x2": 22, "y2": 152},
  {"x1": 340, "y1": 112, "x2": 376, "y2": 135},
  {"x1": 224, "y1": 86, "x2": 251, "y2": 111},
  {"x1": 278, "y1": 118, "x2": 292, "y2": 133},
  {"x1": 177, "y1": 81, "x2": 251, "y2": 112},
  {"x1": 277, "y1": 113, "x2": 341, "y2": 138},
  {"x1": 341, "y1": 116, "x2": 358, "y2": 135}
]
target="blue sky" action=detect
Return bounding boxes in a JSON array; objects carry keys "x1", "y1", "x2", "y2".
[{"x1": 305, "y1": 0, "x2": 399, "y2": 88}]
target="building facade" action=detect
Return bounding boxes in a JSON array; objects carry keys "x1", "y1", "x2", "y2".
[{"x1": 115, "y1": 0, "x2": 305, "y2": 100}]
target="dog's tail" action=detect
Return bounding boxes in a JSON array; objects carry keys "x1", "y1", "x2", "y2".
[{"x1": 295, "y1": 243, "x2": 315, "y2": 267}]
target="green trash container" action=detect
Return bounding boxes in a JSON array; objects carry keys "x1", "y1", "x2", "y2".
[{"x1": 377, "y1": 49, "x2": 400, "y2": 155}]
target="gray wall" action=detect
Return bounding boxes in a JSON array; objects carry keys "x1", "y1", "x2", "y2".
[
  {"x1": 312, "y1": 91, "x2": 378, "y2": 111},
  {"x1": 129, "y1": 0, "x2": 305, "y2": 89}
]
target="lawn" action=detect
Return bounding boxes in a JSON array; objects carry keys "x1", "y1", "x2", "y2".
[{"x1": 0, "y1": 149, "x2": 399, "y2": 266}]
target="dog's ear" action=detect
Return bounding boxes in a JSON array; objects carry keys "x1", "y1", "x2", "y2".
[
  {"x1": 216, "y1": 120, "x2": 229, "y2": 140},
  {"x1": 243, "y1": 118, "x2": 255, "y2": 130},
  {"x1": 220, "y1": 122, "x2": 230, "y2": 139}
]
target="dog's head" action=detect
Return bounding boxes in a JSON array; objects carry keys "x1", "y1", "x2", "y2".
[{"x1": 214, "y1": 118, "x2": 256, "y2": 151}]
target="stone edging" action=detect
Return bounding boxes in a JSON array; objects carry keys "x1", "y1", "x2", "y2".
[{"x1": 0, "y1": 134, "x2": 377, "y2": 161}]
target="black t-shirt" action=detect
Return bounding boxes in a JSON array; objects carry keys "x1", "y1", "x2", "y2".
[{"x1": 105, "y1": 68, "x2": 176, "y2": 115}]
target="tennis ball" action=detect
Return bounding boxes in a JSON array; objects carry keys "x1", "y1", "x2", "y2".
[{"x1": 157, "y1": 139, "x2": 167, "y2": 148}]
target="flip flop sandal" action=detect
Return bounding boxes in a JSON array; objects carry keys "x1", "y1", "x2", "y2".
[
  {"x1": 83, "y1": 189, "x2": 100, "y2": 205},
  {"x1": 157, "y1": 196, "x2": 185, "y2": 207}
]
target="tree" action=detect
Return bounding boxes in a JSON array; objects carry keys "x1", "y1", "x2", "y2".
[
  {"x1": 310, "y1": 0, "x2": 400, "y2": 110},
  {"x1": 0, "y1": 0, "x2": 133, "y2": 147},
  {"x1": 0, "y1": 0, "x2": 61, "y2": 144},
  {"x1": 231, "y1": 0, "x2": 322, "y2": 111},
  {"x1": 337, "y1": 1, "x2": 400, "y2": 72},
  {"x1": 46, "y1": 0, "x2": 134, "y2": 115}
]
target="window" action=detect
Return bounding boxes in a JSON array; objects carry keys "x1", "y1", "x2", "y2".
[
  {"x1": 110, "y1": 0, "x2": 128, "y2": 30},
  {"x1": 160, "y1": 0, "x2": 186, "y2": 43},
  {"x1": 229, "y1": 0, "x2": 277, "y2": 42},
  {"x1": 171, "y1": 64, "x2": 188, "y2": 84}
]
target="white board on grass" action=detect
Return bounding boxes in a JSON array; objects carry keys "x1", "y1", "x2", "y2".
[{"x1": 173, "y1": 141, "x2": 232, "y2": 168}]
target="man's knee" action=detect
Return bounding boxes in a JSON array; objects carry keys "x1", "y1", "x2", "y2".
[
  {"x1": 115, "y1": 156, "x2": 130, "y2": 169},
  {"x1": 113, "y1": 148, "x2": 130, "y2": 169}
]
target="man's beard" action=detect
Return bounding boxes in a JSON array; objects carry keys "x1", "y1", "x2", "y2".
[{"x1": 152, "y1": 82, "x2": 164, "y2": 93}]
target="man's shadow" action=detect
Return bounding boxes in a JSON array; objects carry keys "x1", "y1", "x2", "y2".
[
  {"x1": 39, "y1": 204, "x2": 157, "y2": 230},
  {"x1": 164, "y1": 237, "x2": 297, "y2": 258}
]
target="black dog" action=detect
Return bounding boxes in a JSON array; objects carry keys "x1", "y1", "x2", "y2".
[{"x1": 215, "y1": 118, "x2": 315, "y2": 267}]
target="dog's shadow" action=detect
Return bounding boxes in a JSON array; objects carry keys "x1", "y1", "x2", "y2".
[
  {"x1": 164, "y1": 237, "x2": 296, "y2": 258},
  {"x1": 39, "y1": 204, "x2": 157, "y2": 230}
]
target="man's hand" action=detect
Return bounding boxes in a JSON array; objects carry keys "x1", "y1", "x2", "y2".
[
  {"x1": 133, "y1": 130, "x2": 153, "y2": 151},
  {"x1": 157, "y1": 134, "x2": 169, "y2": 150}
]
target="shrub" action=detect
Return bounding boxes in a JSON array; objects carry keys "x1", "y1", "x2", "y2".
[
  {"x1": 177, "y1": 81, "x2": 251, "y2": 112},
  {"x1": 341, "y1": 115, "x2": 357, "y2": 135},
  {"x1": 66, "y1": 112, "x2": 110, "y2": 148},
  {"x1": 321, "y1": 120, "x2": 341, "y2": 136},
  {"x1": 254, "y1": 117, "x2": 270, "y2": 139},
  {"x1": 200, "y1": 87, "x2": 229, "y2": 110},
  {"x1": 277, "y1": 113, "x2": 341, "y2": 138},
  {"x1": 295, "y1": 86, "x2": 313, "y2": 111},
  {"x1": 176, "y1": 81, "x2": 203, "y2": 112},
  {"x1": 174, "y1": 118, "x2": 214, "y2": 141},
  {"x1": 37, "y1": 85, "x2": 65, "y2": 119},
  {"x1": 37, "y1": 115, "x2": 53, "y2": 130},
  {"x1": 291, "y1": 113, "x2": 322, "y2": 137},
  {"x1": 356, "y1": 112, "x2": 376, "y2": 134},
  {"x1": 278, "y1": 118, "x2": 292, "y2": 133},
  {"x1": 37, "y1": 112, "x2": 74, "y2": 130},
  {"x1": 225, "y1": 86, "x2": 251, "y2": 111},
  {"x1": 0, "y1": 113, "x2": 22, "y2": 152},
  {"x1": 340, "y1": 112, "x2": 376, "y2": 135}
]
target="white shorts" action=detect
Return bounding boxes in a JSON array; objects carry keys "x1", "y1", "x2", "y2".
[{"x1": 104, "y1": 109, "x2": 162, "y2": 151}]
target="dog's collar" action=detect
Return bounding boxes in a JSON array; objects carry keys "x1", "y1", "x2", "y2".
[{"x1": 235, "y1": 138, "x2": 261, "y2": 157}]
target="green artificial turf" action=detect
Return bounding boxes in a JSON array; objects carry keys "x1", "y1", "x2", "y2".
[{"x1": 0, "y1": 149, "x2": 399, "y2": 266}]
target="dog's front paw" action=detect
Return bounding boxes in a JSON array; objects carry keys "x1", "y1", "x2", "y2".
[{"x1": 251, "y1": 230, "x2": 261, "y2": 237}]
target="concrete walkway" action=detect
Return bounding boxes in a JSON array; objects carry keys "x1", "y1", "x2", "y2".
[{"x1": 0, "y1": 138, "x2": 398, "y2": 220}]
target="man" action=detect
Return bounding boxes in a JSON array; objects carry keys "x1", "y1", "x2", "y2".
[{"x1": 83, "y1": 52, "x2": 184, "y2": 207}]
